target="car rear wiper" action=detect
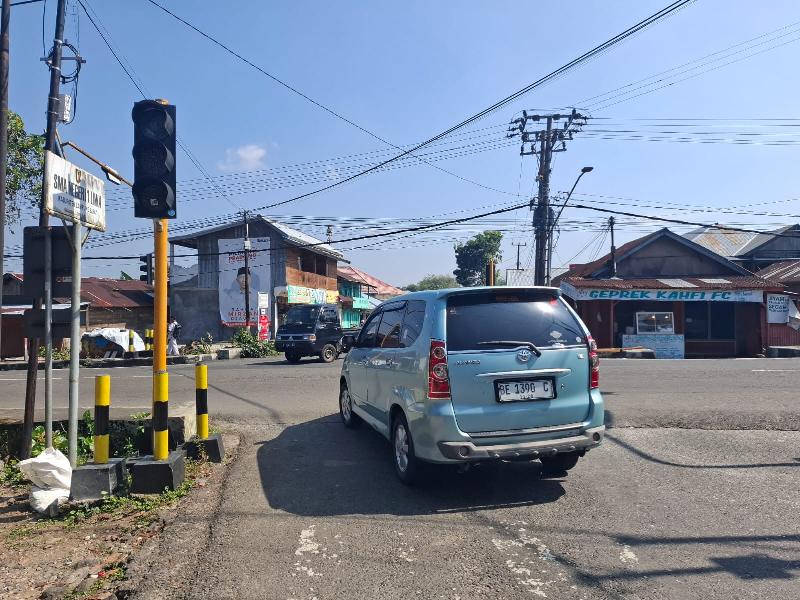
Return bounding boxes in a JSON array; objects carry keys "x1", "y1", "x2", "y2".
[{"x1": 476, "y1": 340, "x2": 542, "y2": 356}]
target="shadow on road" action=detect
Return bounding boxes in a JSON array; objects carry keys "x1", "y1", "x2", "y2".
[
  {"x1": 606, "y1": 433, "x2": 800, "y2": 469},
  {"x1": 256, "y1": 415, "x2": 565, "y2": 516}
]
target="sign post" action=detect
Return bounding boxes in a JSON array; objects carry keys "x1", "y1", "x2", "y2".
[{"x1": 43, "y1": 149, "x2": 105, "y2": 466}]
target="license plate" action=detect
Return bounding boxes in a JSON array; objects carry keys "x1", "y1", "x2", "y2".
[{"x1": 496, "y1": 379, "x2": 554, "y2": 402}]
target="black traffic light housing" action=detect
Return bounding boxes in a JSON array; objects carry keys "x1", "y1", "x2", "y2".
[
  {"x1": 132, "y1": 99, "x2": 177, "y2": 219},
  {"x1": 139, "y1": 253, "x2": 153, "y2": 284}
]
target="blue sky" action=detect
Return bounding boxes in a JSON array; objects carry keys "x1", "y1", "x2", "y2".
[{"x1": 6, "y1": 0, "x2": 800, "y2": 285}]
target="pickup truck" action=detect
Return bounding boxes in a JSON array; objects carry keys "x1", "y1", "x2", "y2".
[{"x1": 274, "y1": 303, "x2": 359, "y2": 363}]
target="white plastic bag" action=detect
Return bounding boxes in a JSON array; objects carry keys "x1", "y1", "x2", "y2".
[
  {"x1": 18, "y1": 447, "x2": 72, "y2": 491},
  {"x1": 18, "y1": 448, "x2": 72, "y2": 515},
  {"x1": 29, "y1": 484, "x2": 69, "y2": 516}
]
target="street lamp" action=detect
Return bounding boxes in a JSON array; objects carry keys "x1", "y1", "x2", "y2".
[{"x1": 546, "y1": 166, "x2": 594, "y2": 284}]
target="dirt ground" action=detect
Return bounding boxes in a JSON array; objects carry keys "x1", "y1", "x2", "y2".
[{"x1": 0, "y1": 437, "x2": 236, "y2": 600}]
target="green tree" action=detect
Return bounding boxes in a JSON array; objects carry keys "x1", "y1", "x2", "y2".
[
  {"x1": 5, "y1": 111, "x2": 45, "y2": 226},
  {"x1": 453, "y1": 231, "x2": 503, "y2": 286},
  {"x1": 405, "y1": 274, "x2": 458, "y2": 292}
]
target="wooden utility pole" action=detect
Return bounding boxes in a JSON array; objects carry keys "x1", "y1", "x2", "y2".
[{"x1": 533, "y1": 117, "x2": 553, "y2": 286}]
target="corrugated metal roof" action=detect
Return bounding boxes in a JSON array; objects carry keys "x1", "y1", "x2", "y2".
[
  {"x1": 337, "y1": 265, "x2": 403, "y2": 296},
  {"x1": 756, "y1": 260, "x2": 800, "y2": 283},
  {"x1": 80, "y1": 278, "x2": 153, "y2": 309},
  {"x1": 169, "y1": 216, "x2": 345, "y2": 260},
  {"x1": 683, "y1": 226, "x2": 756, "y2": 258},
  {"x1": 560, "y1": 275, "x2": 781, "y2": 291},
  {"x1": 735, "y1": 224, "x2": 799, "y2": 256}
]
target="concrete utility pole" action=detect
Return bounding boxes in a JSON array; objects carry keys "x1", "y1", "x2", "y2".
[
  {"x1": 609, "y1": 216, "x2": 617, "y2": 277},
  {"x1": 532, "y1": 116, "x2": 553, "y2": 286},
  {"x1": 21, "y1": 0, "x2": 67, "y2": 459},
  {"x1": 507, "y1": 109, "x2": 587, "y2": 287},
  {"x1": 0, "y1": 0, "x2": 10, "y2": 360}
]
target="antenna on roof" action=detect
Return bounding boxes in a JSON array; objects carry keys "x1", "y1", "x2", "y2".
[{"x1": 326, "y1": 225, "x2": 334, "y2": 244}]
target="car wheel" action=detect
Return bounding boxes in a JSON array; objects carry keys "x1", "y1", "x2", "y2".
[
  {"x1": 319, "y1": 344, "x2": 338, "y2": 363},
  {"x1": 285, "y1": 351, "x2": 302, "y2": 363},
  {"x1": 539, "y1": 452, "x2": 581, "y2": 476},
  {"x1": 339, "y1": 384, "x2": 361, "y2": 428},
  {"x1": 392, "y1": 412, "x2": 420, "y2": 485}
]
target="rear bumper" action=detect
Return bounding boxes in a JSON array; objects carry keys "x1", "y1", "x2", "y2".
[{"x1": 437, "y1": 425, "x2": 604, "y2": 461}]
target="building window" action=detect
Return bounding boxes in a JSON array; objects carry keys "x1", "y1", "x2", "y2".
[
  {"x1": 686, "y1": 302, "x2": 735, "y2": 340},
  {"x1": 636, "y1": 311, "x2": 675, "y2": 334}
]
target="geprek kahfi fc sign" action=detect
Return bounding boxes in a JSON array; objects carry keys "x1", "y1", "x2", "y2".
[
  {"x1": 560, "y1": 282, "x2": 763, "y2": 303},
  {"x1": 43, "y1": 150, "x2": 106, "y2": 231}
]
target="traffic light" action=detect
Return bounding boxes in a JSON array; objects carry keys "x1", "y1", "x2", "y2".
[
  {"x1": 132, "y1": 99, "x2": 177, "y2": 219},
  {"x1": 139, "y1": 253, "x2": 153, "y2": 284}
]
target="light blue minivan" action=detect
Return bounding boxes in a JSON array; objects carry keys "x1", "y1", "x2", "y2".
[{"x1": 338, "y1": 286, "x2": 604, "y2": 484}]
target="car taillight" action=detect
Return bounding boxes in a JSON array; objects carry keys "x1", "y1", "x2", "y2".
[
  {"x1": 587, "y1": 335, "x2": 599, "y2": 389},
  {"x1": 428, "y1": 340, "x2": 451, "y2": 399}
]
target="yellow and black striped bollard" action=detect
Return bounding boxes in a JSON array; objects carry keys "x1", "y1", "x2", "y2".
[
  {"x1": 153, "y1": 371, "x2": 169, "y2": 460},
  {"x1": 128, "y1": 329, "x2": 135, "y2": 353},
  {"x1": 94, "y1": 375, "x2": 111, "y2": 464},
  {"x1": 196, "y1": 364, "x2": 209, "y2": 439}
]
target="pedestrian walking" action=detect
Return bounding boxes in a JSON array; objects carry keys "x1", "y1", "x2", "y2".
[{"x1": 167, "y1": 316, "x2": 182, "y2": 356}]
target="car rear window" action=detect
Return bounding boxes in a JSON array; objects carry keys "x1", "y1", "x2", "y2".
[{"x1": 445, "y1": 291, "x2": 585, "y2": 351}]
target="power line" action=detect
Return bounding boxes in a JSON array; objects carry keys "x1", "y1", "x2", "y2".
[
  {"x1": 243, "y1": 0, "x2": 696, "y2": 212},
  {"x1": 77, "y1": 0, "x2": 243, "y2": 212}
]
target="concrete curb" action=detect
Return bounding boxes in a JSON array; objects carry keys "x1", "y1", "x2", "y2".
[
  {"x1": 767, "y1": 346, "x2": 800, "y2": 358},
  {"x1": 598, "y1": 348, "x2": 656, "y2": 359},
  {"x1": 0, "y1": 352, "x2": 223, "y2": 371}
]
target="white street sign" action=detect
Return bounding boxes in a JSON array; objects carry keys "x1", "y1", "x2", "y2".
[{"x1": 43, "y1": 150, "x2": 106, "y2": 231}]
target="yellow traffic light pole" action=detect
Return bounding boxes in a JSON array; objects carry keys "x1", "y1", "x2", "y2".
[{"x1": 152, "y1": 218, "x2": 169, "y2": 460}]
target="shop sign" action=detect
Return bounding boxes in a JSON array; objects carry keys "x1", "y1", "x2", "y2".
[
  {"x1": 561, "y1": 282, "x2": 762, "y2": 303},
  {"x1": 622, "y1": 334, "x2": 685, "y2": 359},
  {"x1": 767, "y1": 294, "x2": 790, "y2": 324},
  {"x1": 287, "y1": 285, "x2": 337, "y2": 304},
  {"x1": 352, "y1": 296, "x2": 371, "y2": 309}
]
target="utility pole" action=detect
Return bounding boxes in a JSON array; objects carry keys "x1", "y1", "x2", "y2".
[
  {"x1": 243, "y1": 211, "x2": 251, "y2": 333},
  {"x1": 507, "y1": 109, "x2": 587, "y2": 288},
  {"x1": 532, "y1": 116, "x2": 553, "y2": 286},
  {"x1": 0, "y1": 0, "x2": 10, "y2": 361},
  {"x1": 609, "y1": 216, "x2": 617, "y2": 277},
  {"x1": 512, "y1": 242, "x2": 527, "y2": 270},
  {"x1": 21, "y1": 0, "x2": 67, "y2": 459}
]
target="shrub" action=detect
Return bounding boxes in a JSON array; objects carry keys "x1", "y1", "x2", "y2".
[{"x1": 231, "y1": 328, "x2": 278, "y2": 358}]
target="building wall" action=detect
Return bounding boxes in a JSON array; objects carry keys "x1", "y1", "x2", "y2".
[
  {"x1": 618, "y1": 237, "x2": 741, "y2": 278},
  {"x1": 86, "y1": 307, "x2": 152, "y2": 332},
  {"x1": 170, "y1": 288, "x2": 224, "y2": 342}
]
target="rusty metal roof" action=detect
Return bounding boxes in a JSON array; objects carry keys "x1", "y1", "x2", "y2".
[
  {"x1": 337, "y1": 265, "x2": 403, "y2": 296},
  {"x1": 683, "y1": 226, "x2": 756, "y2": 258},
  {"x1": 756, "y1": 260, "x2": 800, "y2": 283},
  {"x1": 79, "y1": 278, "x2": 153, "y2": 309}
]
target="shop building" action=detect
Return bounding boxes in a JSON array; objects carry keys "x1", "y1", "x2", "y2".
[
  {"x1": 169, "y1": 215, "x2": 344, "y2": 342},
  {"x1": 337, "y1": 265, "x2": 403, "y2": 328},
  {"x1": 554, "y1": 228, "x2": 786, "y2": 358}
]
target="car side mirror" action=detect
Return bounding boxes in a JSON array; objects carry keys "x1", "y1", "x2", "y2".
[{"x1": 341, "y1": 334, "x2": 356, "y2": 351}]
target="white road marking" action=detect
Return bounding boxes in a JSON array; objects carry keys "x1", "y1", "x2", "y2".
[
  {"x1": 619, "y1": 545, "x2": 639, "y2": 563},
  {"x1": 751, "y1": 369, "x2": 799, "y2": 372}
]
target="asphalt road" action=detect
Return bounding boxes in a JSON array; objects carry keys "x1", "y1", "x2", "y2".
[
  {"x1": 3, "y1": 356, "x2": 800, "y2": 429},
  {"x1": 3, "y1": 357, "x2": 799, "y2": 598}
]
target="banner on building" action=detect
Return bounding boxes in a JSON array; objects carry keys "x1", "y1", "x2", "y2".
[
  {"x1": 622, "y1": 334, "x2": 685, "y2": 359},
  {"x1": 560, "y1": 282, "x2": 763, "y2": 303},
  {"x1": 218, "y1": 238, "x2": 270, "y2": 327},
  {"x1": 286, "y1": 285, "x2": 338, "y2": 304},
  {"x1": 767, "y1": 294, "x2": 790, "y2": 324}
]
